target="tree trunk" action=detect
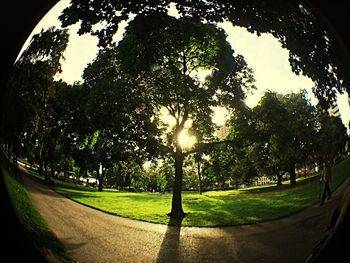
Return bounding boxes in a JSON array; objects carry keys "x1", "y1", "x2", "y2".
[
  {"x1": 7, "y1": 142, "x2": 11, "y2": 171},
  {"x1": 276, "y1": 173, "x2": 283, "y2": 186},
  {"x1": 115, "y1": 164, "x2": 120, "y2": 190},
  {"x1": 39, "y1": 160, "x2": 44, "y2": 178},
  {"x1": 98, "y1": 176, "x2": 103, "y2": 191},
  {"x1": 97, "y1": 164, "x2": 104, "y2": 192},
  {"x1": 197, "y1": 161, "x2": 202, "y2": 195},
  {"x1": 289, "y1": 167, "x2": 297, "y2": 185},
  {"x1": 43, "y1": 151, "x2": 51, "y2": 182},
  {"x1": 98, "y1": 173, "x2": 103, "y2": 192},
  {"x1": 12, "y1": 152, "x2": 17, "y2": 176},
  {"x1": 43, "y1": 160, "x2": 50, "y2": 182},
  {"x1": 169, "y1": 146, "x2": 185, "y2": 218},
  {"x1": 38, "y1": 144, "x2": 45, "y2": 178},
  {"x1": 50, "y1": 160, "x2": 55, "y2": 178}
]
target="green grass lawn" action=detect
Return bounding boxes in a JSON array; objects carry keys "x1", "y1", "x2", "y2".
[
  {"x1": 51, "y1": 158, "x2": 350, "y2": 227},
  {"x1": 1, "y1": 165, "x2": 73, "y2": 263}
]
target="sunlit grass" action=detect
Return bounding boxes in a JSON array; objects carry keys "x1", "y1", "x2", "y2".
[
  {"x1": 52, "y1": 157, "x2": 350, "y2": 227},
  {"x1": 55, "y1": 183, "x2": 317, "y2": 226}
]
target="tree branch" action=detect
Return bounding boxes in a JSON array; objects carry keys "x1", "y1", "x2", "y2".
[
  {"x1": 117, "y1": 135, "x2": 174, "y2": 155},
  {"x1": 183, "y1": 139, "x2": 253, "y2": 156},
  {"x1": 166, "y1": 105, "x2": 176, "y2": 119},
  {"x1": 179, "y1": 108, "x2": 189, "y2": 129}
]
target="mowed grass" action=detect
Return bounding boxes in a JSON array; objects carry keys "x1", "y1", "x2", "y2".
[{"x1": 53, "y1": 157, "x2": 350, "y2": 227}]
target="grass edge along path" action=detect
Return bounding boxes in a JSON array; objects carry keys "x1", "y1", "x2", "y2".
[
  {"x1": 1, "y1": 165, "x2": 74, "y2": 263},
  {"x1": 27, "y1": 157, "x2": 350, "y2": 227}
]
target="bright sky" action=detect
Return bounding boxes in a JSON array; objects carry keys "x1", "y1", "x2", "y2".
[{"x1": 18, "y1": 0, "x2": 350, "y2": 129}]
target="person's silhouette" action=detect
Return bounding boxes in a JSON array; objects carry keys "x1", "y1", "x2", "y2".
[{"x1": 320, "y1": 160, "x2": 332, "y2": 206}]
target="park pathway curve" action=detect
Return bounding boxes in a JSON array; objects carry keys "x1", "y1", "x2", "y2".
[{"x1": 21, "y1": 172, "x2": 349, "y2": 263}]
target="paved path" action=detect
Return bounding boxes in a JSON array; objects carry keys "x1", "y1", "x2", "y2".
[{"x1": 21, "y1": 172, "x2": 349, "y2": 263}]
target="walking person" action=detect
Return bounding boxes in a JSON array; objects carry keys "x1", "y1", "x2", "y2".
[{"x1": 320, "y1": 160, "x2": 332, "y2": 206}]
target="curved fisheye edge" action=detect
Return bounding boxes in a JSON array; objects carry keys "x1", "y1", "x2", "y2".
[
  {"x1": 1, "y1": 1, "x2": 350, "y2": 262},
  {"x1": 305, "y1": 0, "x2": 350, "y2": 96},
  {"x1": 1, "y1": 2, "x2": 60, "y2": 262}
]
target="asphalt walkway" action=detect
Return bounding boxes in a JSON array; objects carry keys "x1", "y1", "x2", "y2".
[{"x1": 21, "y1": 172, "x2": 350, "y2": 263}]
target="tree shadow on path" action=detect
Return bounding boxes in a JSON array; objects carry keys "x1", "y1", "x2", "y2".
[{"x1": 156, "y1": 216, "x2": 184, "y2": 263}]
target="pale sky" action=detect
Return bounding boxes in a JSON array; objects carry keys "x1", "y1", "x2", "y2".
[{"x1": 18, "y1": 0, "x2": 350, "y2": 128}]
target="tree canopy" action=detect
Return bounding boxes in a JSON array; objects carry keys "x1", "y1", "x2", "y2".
[{"x1": 59, "y1": 0, "x2": 349, "y2": 109}]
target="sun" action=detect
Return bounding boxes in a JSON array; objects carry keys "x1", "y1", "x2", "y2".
[{"x1": 178, "y1": 129, "x2": 196, "y2": 149}]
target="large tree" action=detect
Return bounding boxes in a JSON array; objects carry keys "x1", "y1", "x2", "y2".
[
  {"x1": 122, "y1": 14, "x2": 254, "y2": 217},
  {"x1": 81, "y1": 14, "x2": 255, "y2": 217}
]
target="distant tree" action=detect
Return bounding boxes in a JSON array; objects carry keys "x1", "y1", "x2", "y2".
[
  {"x1": 109, "y1": 160, "x2": 145, "y2": 191},
  {"x1": 156, "y1": 160, "x2": 175, "y2": 192},
  {"x1": 315, "y1": 112, "x2": 347, "y2": 163},
  {"x1": 1, "y1": 27, "x2": 68, "y2": 176},
  {"x1": 207, "y1": 141, "x2": 257, "y2": 190},
  {"x1": 193, "y1": 153, "x2": 204, "y2": 194},
  {"x1": 249, "y1": 91, "x2": 290, "y2": 185},
  {"x1": 51, "y1": 80, "x2": 99, "y2": 182},
  {"x1": 278, "y1": 91, "x2": 318, "y2": 185},
  {"x1": 81, "y1": 45, "x2": 161, "y2": 191},
  {"x1": 233, "y1": 91, "x2": 318, "y2": 186},
  {"x1": 200, "y1": 159, "x2": 218, "y2": 190}
]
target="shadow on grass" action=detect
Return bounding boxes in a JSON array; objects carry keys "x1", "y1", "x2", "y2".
[
  {"x1": 156, "y1": 216, "x2": 184, "y2": 263},
  {"x1": 55, "y1": 188, "x2": 98, "y2": 200}
]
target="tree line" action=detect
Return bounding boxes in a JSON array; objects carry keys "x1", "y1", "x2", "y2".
[
  {"x1": 1, "y1": 27, "x2": 347, "y2": 191},
  {"x1": 208, "y1": 90, "x2": 347, "y2": 189}
]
